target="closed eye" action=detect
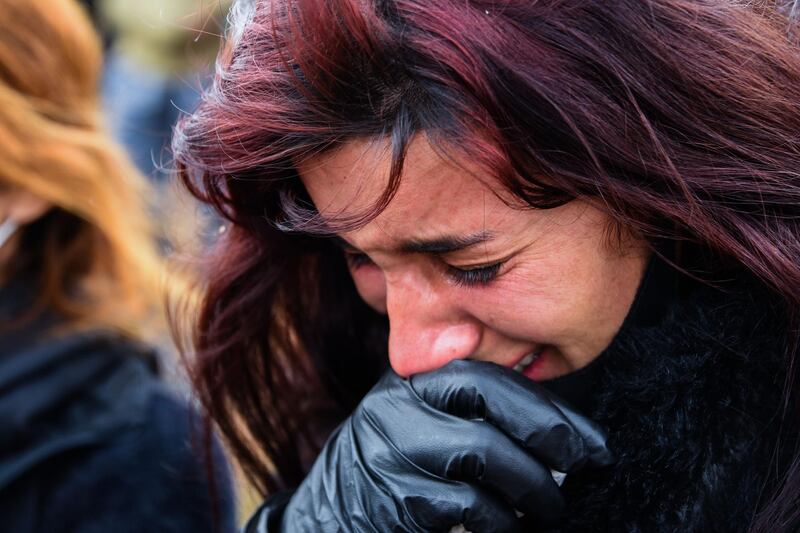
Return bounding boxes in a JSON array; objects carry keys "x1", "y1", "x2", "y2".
[
  {"x1": 345, "y1": 250, "x2": 505, "y2": 288},
  {"x1": 445, "y1": 262, "x2": 504, "y2": 287}
]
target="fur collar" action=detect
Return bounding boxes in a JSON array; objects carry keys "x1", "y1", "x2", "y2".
[{"x1": 555, "y1": 260, "x2": 791, "y2": 532}]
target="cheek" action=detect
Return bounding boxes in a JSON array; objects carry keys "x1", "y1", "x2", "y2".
[
  {"x1": 464, "y1": 258, "x2": 600, "y2": 341},
  {"x1": 349, "y1": 266, "x2": 388, "y2": 314},
  {"x1": 464, "y1": 241, "x2": 644, "y2": 361},
  {"x1": 466, "y1": 269, "x2": 569, "y2": 339}
]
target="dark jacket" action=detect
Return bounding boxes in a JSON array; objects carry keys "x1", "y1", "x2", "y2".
[
  {"x1": 547, "y1": 254, "x2": 796, "y2": 532},
  {"x1": 0, "y1": 283, "x2": 237, "y2": 533}
]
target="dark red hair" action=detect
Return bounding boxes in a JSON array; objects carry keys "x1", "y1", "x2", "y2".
[{"x1": 174, "y1": 1, "x2": 800, "y2": 530}]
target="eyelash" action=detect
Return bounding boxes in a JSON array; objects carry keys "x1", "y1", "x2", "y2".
[
  {"x1": 344, "y1": 252, "x2": 504, "y2": 287},
  {"x1": 445, "y1": 262, "x2": 504, "y2": 287}
]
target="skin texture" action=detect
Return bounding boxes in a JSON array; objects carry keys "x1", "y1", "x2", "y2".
[{"x1": 298, "y1": 136, "x2": 651, "y2": 380}]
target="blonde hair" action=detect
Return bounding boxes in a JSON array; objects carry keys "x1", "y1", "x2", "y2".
[{"x1": 0, "y1": 0, "x2": 165, "y2": 337}]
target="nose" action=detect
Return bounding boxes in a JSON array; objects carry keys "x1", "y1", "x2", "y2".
[{"x1": 385, "y1": 272, "x2": 482, "y2": 377}]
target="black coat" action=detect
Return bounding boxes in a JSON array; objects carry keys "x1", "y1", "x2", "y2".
[
  {"x1": 0, "y1": 284, "x2": 237, "y2": 533},
  {"x1": 547, "y1": 254, "x2": 795, "y2": 532}
]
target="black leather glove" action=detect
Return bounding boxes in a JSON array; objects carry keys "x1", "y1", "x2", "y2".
[{"x1": 245, "y1": 359, "x2": 613, "y2": 533}]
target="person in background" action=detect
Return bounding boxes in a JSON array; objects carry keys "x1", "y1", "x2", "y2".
[
  {"x1": 175, "y1": 0, "x2": 800, "y2": 531},
  {"x1": 0, "y1": 1, "x2": 236, "y2": 531}
]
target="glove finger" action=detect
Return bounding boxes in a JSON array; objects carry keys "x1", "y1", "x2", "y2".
[
  {"x1": 360, "y1": 403, "x2": 565, "y2": 526},
  {"x1": 348, "y1": 408, "x2": 524, "y2": 532},
  {"x1": 409, "y1": 359, "x2": 614, "y2": 472},
  {"x1": 391, "y1": 474, "x2": 522, "y2": 533}
]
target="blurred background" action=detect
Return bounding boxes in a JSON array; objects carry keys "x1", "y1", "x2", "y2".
[{"x1": 93, "y1": 0, "x2": 226, "y2": 258}]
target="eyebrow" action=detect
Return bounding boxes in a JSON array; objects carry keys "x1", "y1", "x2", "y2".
[{"x1": 331, "y1": 231, "x2": 494, "y2": 255}]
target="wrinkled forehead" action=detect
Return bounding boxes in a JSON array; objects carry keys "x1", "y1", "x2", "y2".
[
  {"x1": 293, "y1": 135, "x2": 518, "y2": 243},
  {"x1": 297, "y1": 137, "x2": 443, "y2": 218}
]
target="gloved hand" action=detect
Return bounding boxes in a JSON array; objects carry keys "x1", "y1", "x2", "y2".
[{"x1": 246, "y1": 359, "x2": 614, "y2": 533}]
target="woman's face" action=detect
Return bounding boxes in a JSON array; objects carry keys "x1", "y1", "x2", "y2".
[{"x1": 298, "y1": 136, "x2": 650, "y2": 381}]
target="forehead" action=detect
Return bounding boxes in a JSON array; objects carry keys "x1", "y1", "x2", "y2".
[{"x1": 296, "y1": 136, "x2": 516, "y2": 248}]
